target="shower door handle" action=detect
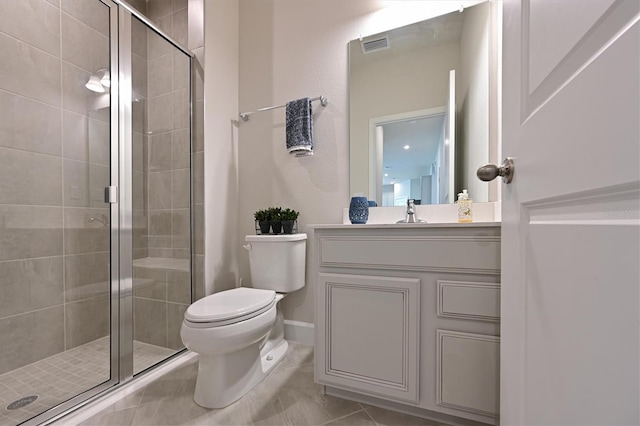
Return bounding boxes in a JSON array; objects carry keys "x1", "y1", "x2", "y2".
[{"x1": 105, "y1": 186, "x2": 118, "y2": 203}]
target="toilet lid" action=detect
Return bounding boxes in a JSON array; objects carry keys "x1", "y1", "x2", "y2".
[{"x1": 184, "y1": 287, "x2": 276, "y2": 324}]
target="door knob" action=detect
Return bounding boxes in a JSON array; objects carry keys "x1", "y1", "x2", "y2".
[{"x1": 477, "y1": 157, "x2": 515, "y2": 184}]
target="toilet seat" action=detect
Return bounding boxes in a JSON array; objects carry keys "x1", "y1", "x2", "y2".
[{"x1": 184, "y1": 287, "x2": 276, "y2": 328}]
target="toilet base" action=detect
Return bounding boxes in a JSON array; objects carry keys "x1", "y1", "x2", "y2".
[{"x1": 193, "y1": 335, "x2": 288, "y2": 409}]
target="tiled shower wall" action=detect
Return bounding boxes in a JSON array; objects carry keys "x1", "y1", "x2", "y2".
[
  {"x1": 0, "y1": 0, "x2": 205, "y2": 373},
  {"x1": 0, "y1": 0, "x2": 111, "y2": 374},
  {"x1": 128, "y1": 0, "x2": 205, "y2": 348}
]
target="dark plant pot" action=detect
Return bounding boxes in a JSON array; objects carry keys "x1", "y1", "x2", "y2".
[
  {"x1": 258, "y1": 220, "x2": 271, "y2": 234},
  {"x1": 282, "y1": 220, "x2": 295, "y2": 234},
  {"x1": 270, "y1": 221, "x2": 282, "y2": 234}
]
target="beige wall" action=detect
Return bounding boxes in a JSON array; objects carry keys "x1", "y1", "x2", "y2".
[{"x1": 203, "y1": 0, "x2": 240, "y2": 296}]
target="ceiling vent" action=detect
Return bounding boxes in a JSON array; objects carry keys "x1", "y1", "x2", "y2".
[{"x1": 361, "y1": 35, "x2": 390, "y2": 54}]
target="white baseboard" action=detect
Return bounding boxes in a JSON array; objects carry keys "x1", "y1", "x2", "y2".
[{"x1": 284, "y1": 320, "x2": 314, "y2": 346}]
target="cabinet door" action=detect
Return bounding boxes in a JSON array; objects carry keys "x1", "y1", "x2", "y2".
[
  {"x1": 436, "y1": 330, "x2": 499, "y2": 417},
  {"x1": 316, "y1": 273, "x2": 420, "y2": 404}
]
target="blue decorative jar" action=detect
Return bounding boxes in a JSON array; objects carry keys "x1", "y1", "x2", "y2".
[{"x1": 349, "y1": 196, "x2": 369, "y2": 224}]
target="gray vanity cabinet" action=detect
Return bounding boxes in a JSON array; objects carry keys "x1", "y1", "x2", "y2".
[{"x1": 312, "y1": 224, "x2": 501, "y2": 425}]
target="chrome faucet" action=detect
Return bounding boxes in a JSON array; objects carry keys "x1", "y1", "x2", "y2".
[{"x1": 397, "y1": 199, "x2": 425, "y2": 223}]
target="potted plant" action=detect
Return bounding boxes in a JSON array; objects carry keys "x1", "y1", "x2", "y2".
[
  {"x1": 268, "y1": 207, "x2": 283, "y2": 234},
  {"x1": 281, "y1": 208, "x2": 300, "y2": 234},
  {"x1": 254, "y1": 209, "x2": 271, "y2": 234}
]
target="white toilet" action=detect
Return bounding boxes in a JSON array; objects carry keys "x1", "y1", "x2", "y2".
[{"x1": 180, "y1": 233, "x2": 307, "y2": 409}]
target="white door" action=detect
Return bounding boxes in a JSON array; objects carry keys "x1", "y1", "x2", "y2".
[{"x1": 501, "y1": 1, "x2": 639, "y2": 425}]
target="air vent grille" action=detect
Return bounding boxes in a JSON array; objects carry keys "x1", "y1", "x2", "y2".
[{"x1": 361, "y1": 35, "x2": 390, "y2": 54}]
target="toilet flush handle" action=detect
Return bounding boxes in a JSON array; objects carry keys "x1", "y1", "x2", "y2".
[{"x1": 243, "y1": 243, "x2": 252, "y2": 251}]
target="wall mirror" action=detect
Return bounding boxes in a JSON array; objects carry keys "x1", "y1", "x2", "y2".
[{"x1": 349, "y1": 1, "x2": 499, "y2": 206}]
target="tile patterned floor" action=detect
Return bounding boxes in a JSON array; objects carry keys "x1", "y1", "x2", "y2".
[
  {"x1": 78, "y1": 343, "x2": 451, "y2": 426},
  {"x1": 0, "y1": 338, "x2": 174, "y2": 426}
]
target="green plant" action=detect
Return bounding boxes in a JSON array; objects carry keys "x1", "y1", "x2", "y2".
[
  {"x1": 253, "y1": 209, "x2": 270, "y2": 222},
  {"x1": 268, "y1": 207, "x2": 283, "y2": 221},
  {"x1": 280, "y1": 208, "x2": 300, "y2": 221}
]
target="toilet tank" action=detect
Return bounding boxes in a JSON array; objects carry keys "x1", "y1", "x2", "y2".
[{"x1": 245, "y1": 233, "x2": 307, "y2": 293}]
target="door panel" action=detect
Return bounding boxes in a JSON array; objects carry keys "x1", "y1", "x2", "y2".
[{"x1": 501, "y1": 0, "x2": 639, "y2": 424}]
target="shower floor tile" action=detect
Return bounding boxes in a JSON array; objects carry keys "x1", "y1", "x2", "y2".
[{"x1": 0, "y1": 338, "x2": 175, "y2": 426}]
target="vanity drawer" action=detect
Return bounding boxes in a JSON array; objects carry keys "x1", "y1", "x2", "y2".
[
  {"x1": 438, "y1": 280, "x2": 500, "y2": 321},
  {"x1": 319, "y1": 236, "x2": 500, "y2": 274}
]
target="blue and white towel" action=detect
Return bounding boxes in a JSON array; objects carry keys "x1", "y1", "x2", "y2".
[{"x1": 286, "y1": 97, "x2": 314, "y2": 157}]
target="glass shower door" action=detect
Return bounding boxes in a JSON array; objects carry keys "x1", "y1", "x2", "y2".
[
  {"x1": 126, "y1": 12, "x2": 193, "y2": 376},
  {"x1": 0, "y1": 0, "x2": 118, "y2": 424}
]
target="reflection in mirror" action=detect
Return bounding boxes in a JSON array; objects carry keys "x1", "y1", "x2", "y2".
[{"x1": 349, "y1": 1, "x2": 496, "y2": 206}]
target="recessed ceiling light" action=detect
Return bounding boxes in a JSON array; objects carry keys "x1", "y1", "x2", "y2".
[
  {"x1": 384, "y1": 173, "x2": 388, "y2": 177},
  {"x1": 403, "y1": 145, "x2": 410, "y2": 150}
]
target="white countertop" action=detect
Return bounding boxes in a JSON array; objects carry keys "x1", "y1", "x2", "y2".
[{"x1": 308, "y1": 222, "x2": 501, "y2": 230}]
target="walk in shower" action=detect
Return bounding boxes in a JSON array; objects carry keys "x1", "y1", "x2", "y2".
[{"x1": 0, "y1": 1, "x2": 193, "y2": 424}]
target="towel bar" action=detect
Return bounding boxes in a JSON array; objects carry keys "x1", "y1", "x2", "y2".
[{"x1": 239, "y1": 96, "x2": 328, "y2": 121}]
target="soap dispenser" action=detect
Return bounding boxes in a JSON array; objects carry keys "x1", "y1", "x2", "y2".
[{"x1": 457, "y1": 189, "x2": 473, "y2": 223}]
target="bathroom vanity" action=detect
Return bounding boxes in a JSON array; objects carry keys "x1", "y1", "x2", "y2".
[{"x1": 311, "y1": 223, "x2": 501, "y2": 425}]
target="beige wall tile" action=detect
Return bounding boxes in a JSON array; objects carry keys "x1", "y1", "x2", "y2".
[
  {"x1": 61, "y1": 12, "x2": 109, "y2": 73},
  {"x1": 173, "y1": 0, "x2": 188, "y2": 13},
  {"x1": 0, "y1": 148, "x2": 62, "y2": 206},
  {"x1": 188, "y1": 0, "x2": 204, "y2": 50},
  {"x1": 134, "y1": 298, "x2": 167, "y2": 347},
  {"x1": 132, "y1": 53, "x2": 148, "y2": 100},
  {"x1": 194, "y1": 99, "x2": 204, "y2": 150},
  {"x1": 61, "y1": 0, "x2": 110, "y2": 36},
  {"x1": 88, "y1": 117, "x2": 110, "y2": 165},
  {"x1": 167, "y1": 302, "x2": 187, "y2": 350},
  {"x1": 131, "y1": 17, "x2": 148, "y2": 60},
  {"x1": 147, "y1": 93, "x2": 173, "y2": 134},
  {"x1": 0, "y1": 33, "x2": 61, "y2": 106},
  {"x1": 167, "y1": 270, "x2": 190, "y2": 304},
  {"x1": 62, "y1": 62, "x2": 97, "y2": 117},
  {"x1": 149, "y1": 211, "x2": 172, "y2": 236},
  {"x1": 133, "y1": 267, "x2": 167, "y2": 301},
  {"x1": 133, "y1": 171, "x2": 145, "y2": 211},
  {"x1": 172, "y1": 51, "x2": 189, "y2": 91},
  {"x1": 0, "y1": 257, "x2": 64, "y2": 319},
  {"x1": 64, "y1": 252, "x2": 110, "y2": 302},
  {"x1": 172, "y1": 129, "x2": 190, "y2": 169},
  {"x1": 172, "y1": 88, "x2": 189, "y2": 130},
  {"x1": 172, "y1": 8, "x2": 188, "y2": 47},
  {"x1": 148, "y1": 172, "x2": 172, "y2": 210},
  {"x1": 64, "y1": 207, "x2": 110, "y2": 255},
  {"x1": 65, "y1": 295, "x2": 109, "y2": 349},
  {"x1": 132, "y1": 132, "x2": 144, "y2": 172},
  {"x1": 89, "y1": 163, "x2": 109, "y2": 207},
  {"x1": 0, "y1": 306, "x2": 64, "y2": 374},
  {"x1": 0, "y1": 0, "x2": 60, "y2": 56},
  {"x1": 63, "y1": 110, "x2": 89, "y2": 161},
  {"x1": 0, "y1": 90, "x2": 62, "y2": 156},
  {"x1": 172, "y1": 169, "x2": 190, "y2": 209},
  {"x1": 147, "y1": 0, "x2": 173, "y2": 21},
  {"x1": 195, "y1": 203, "x2": 204, "y2": 255},
  {"x1": 63, "y1": 159, "x2": 90, "y2": 207},
  {"x1": 0, "y1": 206, "x2": 62, "y2": 261},
  {"x1": 194, "y1": 151, "x2": 204, "y2": 203},
  {"x1": 148, "y1": 53, "x2": 173, "y2": 98},
  {"x1": 171, "y1": 209, "x2": 190, "y2": 238},
  {"x1": 148, "y1": 16, "x2": 172, "y2": 60},
  {"x1": 148, "y1": 132, "x2": 172, "y2": 172}
]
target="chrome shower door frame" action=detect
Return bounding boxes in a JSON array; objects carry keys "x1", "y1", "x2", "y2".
[{"x1": 27, "y1": 1, "x2": 195, "y2": 424}]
